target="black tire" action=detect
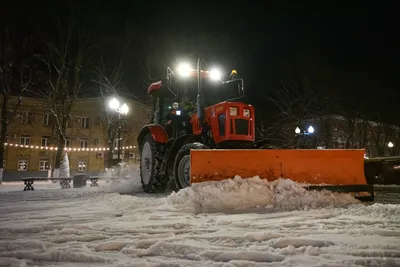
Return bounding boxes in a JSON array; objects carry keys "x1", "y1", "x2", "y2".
[
  {"x1": 139, "y1": 134, "x2": 169, "y2": 193},
  {"x1": 173, "y1": 142, "x2": 209, "y2": 190}
]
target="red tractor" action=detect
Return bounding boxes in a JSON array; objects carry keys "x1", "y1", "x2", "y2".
[
  {"x1": 137, "y1": 58, "x2": 373, "y2": 201},
  {"x1": 137, "y1": 59, "x2": 256, "y2": 192}
]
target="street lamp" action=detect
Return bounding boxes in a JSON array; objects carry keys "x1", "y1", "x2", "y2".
[
  {"x1": 294, "y1": 125, "x2": 315, "y2": 135},
  {"x1": 388, "y1": 141, "x2": 395, "y2": 156},
  {"x1": 295, "y1": 125, "x2": 315, "y2": 148},
  {"x1": 109, "y1": 98, "x2": 120, "y2": 110},
  {"x1": 108, "y1": 97, "x2": 129, "y2": 163}
]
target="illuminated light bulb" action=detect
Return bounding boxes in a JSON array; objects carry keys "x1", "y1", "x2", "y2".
[
  {"x1": 209, "y1": 68, "x2": 221, "y2": 80},
  {"x1": 177, "y1": 62, "x2": 192, "y2": 77}
]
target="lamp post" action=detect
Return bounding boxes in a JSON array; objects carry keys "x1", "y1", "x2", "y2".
[
  {"x1": 295, "y1": 125, "x2": 315, "y2": 148},
  {"x1": 388, "y1": 141, "x2": 394, "y2": 156},
  {"x1": 109, "y1": 97, "x2": 129, "y2": 163}
]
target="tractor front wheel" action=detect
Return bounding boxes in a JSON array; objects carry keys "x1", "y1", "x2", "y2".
[
  {"x1": 173, "y1": 142, "x2": 209, "y2": 190},
  {"x1": 140, "y1": 134, "x2": 168, "y2": 193}
]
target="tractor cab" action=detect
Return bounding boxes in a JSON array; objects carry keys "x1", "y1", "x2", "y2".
[
  {"x1": 146, "y1": 64, "x2": 246, "y2": 142},
  {"x1": 147, "y1": 80, "x2": 192, "y2": 139}
]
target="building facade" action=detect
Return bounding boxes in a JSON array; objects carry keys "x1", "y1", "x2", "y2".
[{"x1": 2, "y1": 96, "x2": 150, "y2": 181}]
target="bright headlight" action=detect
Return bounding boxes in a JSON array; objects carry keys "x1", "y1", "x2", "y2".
[
  {"x1": 177, "y1": 63, "x2": 192, "y2": 77},
  {"x1": 209, "y1": 68, "x2": 221, "y2": 80}
]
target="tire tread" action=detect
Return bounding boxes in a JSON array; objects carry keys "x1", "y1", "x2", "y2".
[
  {"x1": 140, "y1": 134, "x2": 169, "y2": 193},
  {"x1": 173, "y1": 142, "x2": 209, "y2": 190}
]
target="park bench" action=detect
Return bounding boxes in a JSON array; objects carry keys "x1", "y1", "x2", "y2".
[
  {"x1": 21, "y1": 177, "x2": 49, "y2": 191},
  {"x1": 20, "y1": 177, "x2": 73, "y2": 191},
  {"x1": 51, "y1": 177, "x2": 74, "y2": 189},
  {"x1": 88, "y1": 176, "x2": 121, "y2": 187}
]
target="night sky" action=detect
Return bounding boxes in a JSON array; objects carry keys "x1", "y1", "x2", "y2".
[{"x1": 3, "y1": 1, "x2": 399, "y2": 122}]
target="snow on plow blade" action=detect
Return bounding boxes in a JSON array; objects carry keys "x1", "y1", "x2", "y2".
[{"x1": 190, "y1": 149, "x2": 374, "y2": 202}]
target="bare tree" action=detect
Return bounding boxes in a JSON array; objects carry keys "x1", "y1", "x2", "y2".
[
  {"x1": 92, "y1": 58, "x2": 124, "y2": 169},
  {"x1": 135, "y1": 33, "x2": 174, "y2": 87},
  {"x1": 0, "y1": 27, "x2": 31, "y2": 183},
  {"x1": 268, "y1": 76, "x2": 331, "y2": 146},
  {"x1": 316, "y1": 115, "x2": 334, "y2": 148},
  {"x1": 92, "y1": 56, "x2": 153, "y2": 170},
  {"x1": 33, "y1": 22, "x2": 89, "y2": 177},
  {"x1": 355, "y1": 119, "x2": 370, "y2": 149},
  {"x1": 368, "y1": 122, "x2": 395, "y2": 157},
  {"x1": 343, "y1": 112, "x2": 360, "y2": 149}
]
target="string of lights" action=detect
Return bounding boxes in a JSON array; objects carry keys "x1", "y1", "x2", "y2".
[{"x1": 3, "y1": 143, "x2": 136, "y2": 152}]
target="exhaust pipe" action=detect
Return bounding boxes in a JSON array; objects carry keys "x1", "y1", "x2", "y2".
[{"x1": 196, "y1": 58, "x2": 205, "y2": 123}]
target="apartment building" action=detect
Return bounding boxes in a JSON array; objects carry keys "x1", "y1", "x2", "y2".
[{"x1": 2, "y1": 96, "x2": 149, "y2": 180}]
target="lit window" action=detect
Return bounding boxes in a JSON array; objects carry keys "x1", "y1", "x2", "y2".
[
  {"x1": 18, "y1": 160, "x2": 28, "y2": 171},
  {"x1": 78, "y1": 161, "x2": 87, "y2": 172},
  {"x1": 43, "y1": 113, "x2": 50, "y2": 125},
  {"x1": 39, "y1": 160, "x2": 49, "y2": 171},
  {"x1": 65, "y1": 139, "x2": 71, "y2": 148},
  {"x1": 80, "y1": 140, "x2": 88, "y2": 148},
  {"x1": 20, "y1": 135, "x2": 30, "y2": 146},
  {"x1": 41, "y1": 136, "x2": 50, "y2": 147},
  {"x1": 81, "y1": 117, "x2": 90, "y2": 129},
  {"x1": 20, "y1": 111, "x2": 32, "y2": 124}
]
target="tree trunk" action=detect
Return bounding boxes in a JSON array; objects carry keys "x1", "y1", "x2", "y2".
[
  {"x1": 0, "y1": 96, "x2": 8, "y2": 184},
  {"x1": 106, "y1": 120, "x2": 118, "y2": 169},
  {"x1": 107, "y1": 140, "x2": 114, "y2": 169},
  {"x1": 53, "y1": 137, "x2": 65, "y2": 177},
  {"x1": 345, "y1": 120, "x2": 355, "y2": 149}
]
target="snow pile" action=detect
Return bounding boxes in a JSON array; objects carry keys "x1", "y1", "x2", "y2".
[
  {"x1": 103, "y1": 176, "x2": 143, "y2": 194},
  {"x1": 95, "y1": 167, "x2": 143, "y2": 194},
  {"x1": 167, "y1": 176, "x2": 360, "y2": 213},
  {"x1": 0, "y1": 179, "x2": 398, "y2": 266}
]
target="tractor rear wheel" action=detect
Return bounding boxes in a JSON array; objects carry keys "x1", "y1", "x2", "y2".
[
  {"x1": 140, "y1": 134, "x2": 169, "y2": 193},
  {"x1": 173, "y1": 142, "x2": 209, "y2": 190}
]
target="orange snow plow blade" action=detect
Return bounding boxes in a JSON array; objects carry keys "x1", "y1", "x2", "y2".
[{"x1": 190, "y1": 149, "x2": 374, "y2": 202}]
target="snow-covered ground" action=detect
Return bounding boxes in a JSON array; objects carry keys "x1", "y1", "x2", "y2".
[{"x1": 0, "y1": 174, "x2": 399, "y2": 267}]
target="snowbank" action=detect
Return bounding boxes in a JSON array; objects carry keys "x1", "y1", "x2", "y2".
[
  {"x1": 0, "y1": 174, "x2": 399, "y2": 266},
  {"x1": 167, "y1": 176, "x2": 360, "y2": 213},
  {"x1": 102, "y1": 176, "x2": 143, "y2": 194}
]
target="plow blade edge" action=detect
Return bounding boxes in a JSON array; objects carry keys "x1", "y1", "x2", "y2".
[{"x1": 190, "y1": 149, "x2": 374, "y2": 201}]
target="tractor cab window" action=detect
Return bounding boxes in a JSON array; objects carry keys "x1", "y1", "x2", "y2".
[
  {"x1": 152, "y1": 97, "x2": 160, "y2": 124},
  {"x1": 172, "y1": 78, "x2": 243, "y2": 108},
  {"x1": 161, "y1": 97, "x2": 176, "y2": 122},
  {"x1": 204, "y1": 81, "x2": 244, "y2": 106}
]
